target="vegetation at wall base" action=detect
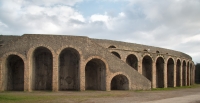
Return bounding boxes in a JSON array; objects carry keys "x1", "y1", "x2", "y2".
[{"x1": 151, "y1": 84, "x2": 200, "y2": 91}]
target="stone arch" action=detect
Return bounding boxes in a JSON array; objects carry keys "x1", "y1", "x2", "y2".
[
  {"x1": 176, "y1": 59, "x2": 181, "y2": 87},
  {"x1": 156, "y1": 57, "x2": 164, "y2": 88},
  {"x1": 111, "y1": 51, "x2": 121, "y2": 59},
  {"x1": 167, "y1": 58, "x2": 174, "y2": 87},
  {"x1": 108, "y1": 45, "x2": 116, "y2": 48},
  {"x1": 110, "y1": 74, "x2": 129, "y2": 90},
  {"x1": 27, "y1": 44, "x2": 56, "y2": 91},
  {"x1": 32, "y1": 46, "x2": 53, "y2": 90},
  {"x1": 126, "y1": 54, "x2": 138, "y2": 70},
  {"x1": 1, "y1": 52, "x2": 26, "y2": 91},
  {"x1": 58, "y1": 47, "x2": 80, "y2": 91},
  {"x1": 142, "y1": 55, "x2": 152, "y2": 81},
  {"x1": 182, "y1": 60, "x2": 186, "y2": 86},
  {"x1": 85, "y1": 58, "x2": 106, "y2": 90},
  {"x1": 5, "y1": 54, "x2": 24, "y2": 91}
]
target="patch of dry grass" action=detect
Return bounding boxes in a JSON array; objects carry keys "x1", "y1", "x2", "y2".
[{"x1": 0, "y1": 91, "x2": 128, "y2": 103}]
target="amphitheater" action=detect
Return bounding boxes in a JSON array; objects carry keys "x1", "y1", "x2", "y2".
[{"x1": 0, "y1": 34, "x2": 195, "y2": 91}]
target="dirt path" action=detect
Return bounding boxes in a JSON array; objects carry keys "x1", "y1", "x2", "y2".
[
  {"x1": 83, "y1": 87, "x2": 200, "y2": 103},
  {"x1": 142, "y1": 94, "x2": 200, "y2": 103}
]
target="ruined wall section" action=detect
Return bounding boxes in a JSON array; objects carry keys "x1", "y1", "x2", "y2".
[
  {"x1": 84, "y1": 39, "x2": 151, "y2": 90},
  {"x1": 92, "y1": 39, "x2": 192, "y2": 60},
  {"x1": 0, "y1": 36, "x2": 30, "y2": 57},
  {"x1": 0, "y1": 34, "x2": 151, "y2": 90},
  {"x1": 0, "y1": 35, "x2": 20, "y2": 47}
]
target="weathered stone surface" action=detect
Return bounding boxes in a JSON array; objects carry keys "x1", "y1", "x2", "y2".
[{"x1": 0, "y1": 34, "x2": 195, "y2": 91}]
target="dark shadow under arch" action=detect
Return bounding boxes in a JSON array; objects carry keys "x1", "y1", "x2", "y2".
[
  {"x1": 187, "y1": 62, "x2": 190, "y2": 86},
  {"x1": 111, "y1": 51, "x2": 121, "y2": 59},
  {"x1": 182, "y1": 61, "x2": 186, "y2": 86},
  {"x1": 59, "y1": 48, "x2": 80, "y2": 91},
  {"x1": 126, "y1": 54, "x2": 138, "y2": 71},
  {"x1": 156, "y1": 57, "x2": 164, "y2": 88},
  {"x1": 108, "y1": 45, "x2": 116, "y2": 48},
  {"x1": 85, "y1": 58, "x2": 106, "y2": 90},
  {"x1": 32, "y1": 47, "x2": 53, "y2": 90},
  {"x1": 167, "y1": 58, "x2": 174, "y2": 87},
  {"x1": 142, "y1": 55, "x2": 152, "y2": 81},
  {"x1": 176, "y1": 60, "x2": 181, "y2": 87},
  {"x1": 6, "y1": 55, "x2": 24, "y2": 91},
  {"x1": 111, "y1": 74, "x2": 129, "y2": 90},
  {"x1": 190, "y1": 63, "x2": 192, "y2": 85}
]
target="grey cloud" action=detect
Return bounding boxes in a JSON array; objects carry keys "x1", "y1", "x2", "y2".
[
  {"x1": 69, "y1": 19, "x2": 85, "y2": 25},
  {"x1": 0, "y1": 0, "x2": 200, "y2": 62},
  {"x1": 28, "y1": 0, "x2": 83, "y2": 6}
]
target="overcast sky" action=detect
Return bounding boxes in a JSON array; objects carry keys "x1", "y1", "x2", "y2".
[{"x1": 0, "y1": 0, "x2": 200, "y2": 63}]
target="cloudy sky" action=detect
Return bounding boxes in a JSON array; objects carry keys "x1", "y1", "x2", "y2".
[{"x1": 0, "y1": 0, "x2": 200, "y2": 63}]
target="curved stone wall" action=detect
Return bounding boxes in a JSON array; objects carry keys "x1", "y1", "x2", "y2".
[{"x1": 0, "y1": 34, "x2": 195, "y2": 91}]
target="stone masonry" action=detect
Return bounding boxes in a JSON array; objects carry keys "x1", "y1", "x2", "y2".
[{"x1": 0, "y1": 34, "x2": 195, "y2": 91}]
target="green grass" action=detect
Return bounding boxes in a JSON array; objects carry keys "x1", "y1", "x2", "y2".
[
  {"x1": 151, "y1": 84, "x2": 200, "y2": 91},
  {"x1": 0, "y1": 91, "x2": 128, "y2": 103},
  {"x1": 0, "y1": 95, "x2": 56, "y2": 103},
  {"x1": 134, "y1": 84, "x2": 200, "y2": 92},
  {"x1": 0, "y1": 84, "x2": 199, "y2": 103}
]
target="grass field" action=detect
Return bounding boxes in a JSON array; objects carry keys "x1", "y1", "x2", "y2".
[
  {"x1": 0, "y1": 91, "x2": 128, "y2": 103},
  {"x1": 0, "y1": 84, "x2": 200, "y2": 103}
]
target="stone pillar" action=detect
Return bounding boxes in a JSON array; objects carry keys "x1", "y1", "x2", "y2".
[
  {"x1": 80, "y1": 59, "x2": 85, "y2": 91},
  {"x1": 193, "y1": 65, "x2": 196, "y2": 85},
  {"x1": 188, "y1": 66, "x2": 190, "y2": 86},
  {"x1": 191, "y1": 66, "x2": 193, "y2": 85},
  {"x1": 180, "y1": 63, "x2": 183, "y2": 86},
  {"x1": 24, "y1": 60, "x2": 29, "y2": 91},
  {"x1": 164, "y1": 62, "x2": 167, "y2": 88},
  {"x1": 122, "y1": 55, "x2": 126, "y2": 63},
  {"x1": 106, "y1": 74, "x2": 111, "y2": 91},
  {"x1": 27, "y1": 54, "x2": 32, "y2": 92},
  {"x1": 173, "y1": 64, "x2": 176, "y2": 87},
  {"x1": 0, "y1": 58, "x2": 3, "y2": 91},
  {"x1": 52, "y1": 54, "x2": 58, "y2": 91},
  {"x1": 185, "y1": 63, "x2": 188, "y2": 86},
  {"x1": 152, "y1": 61, "x2": 156, "y2": 88},
  {"x1": 138, "y1": 61, "x2": 142, "y2": 74}
]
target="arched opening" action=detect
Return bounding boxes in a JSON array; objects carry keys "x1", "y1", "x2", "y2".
[
  {"x1": 111, "y1": 74, "x2": 129, "y2": 90},
  {"x1": 32, "y1": 47, "x2": 53, "y2": 90},
  {"x1": 176, "y1": 60, "x2": 181, "y2": 87},
  {"x1": 59, "y1": 48, "x2": 80, "y2": 91},
  {"x1": 187, "y1": 62, "x2": 190, "y2": 86},
  {"x1": 85, "y1": 59, "x2": 106, "y2": 90},
  {"x1": 142, "y1": 56, "x2": 152, "y2": 81},
  {"x1": 156, "y1": 57, "x2": 164, "y2": 88},
  {"x1": 126, "y1": 54, "x2": 138, "y2": 71},
  {"x1": 182, "y1": 61, "x2": 186, "y2": 86},
  {"x1": 111, "y1": 52, "x2": 121, "y2": 59},
  {"x1": 6, "y1": 55, "x2": 24, "y2": 91},
  {"x1": 108, "y1": 45, "x2": 116, "y2": 48},
  {"x1": 167, "y1": 58, "x2": 174, "y2": 87},
  {"x1": 143, "y1": 49, "x2": 148, "y2": 52}
]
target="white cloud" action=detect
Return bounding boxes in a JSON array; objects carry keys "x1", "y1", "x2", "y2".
[
  {"x1": 25, "y1": 0, "x2": 83, "y2": 6},
  {"x1": 90, "y1": 14, "x2": 109, "y2": 22},
  {"x1": 0, "y1": 0, "x2": 200, "y2": 63},
  {"x1": 182, "y1": 34, "x2": 200, "y2": 43},
  {"x1": 0, "y1": 0, "x2": 86, "y2": 34},
  {"x1": 0, "y1": 21, "x2": 8, "y2": 28},
  {"x1": 119, "y1": 12, "x2": 125, "y2": 17}
]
